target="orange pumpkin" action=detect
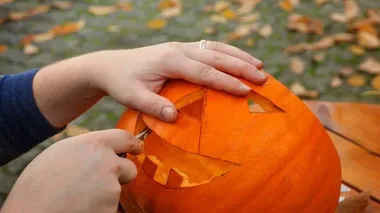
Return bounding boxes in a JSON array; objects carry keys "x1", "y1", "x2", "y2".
[{"x1": 116, "y1": 73, "x2": 341, "y2": 213}]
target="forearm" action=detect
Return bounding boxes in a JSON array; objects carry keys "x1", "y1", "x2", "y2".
[{"x1": 34, "y1": 51, "x2": 106, "y2": 128}]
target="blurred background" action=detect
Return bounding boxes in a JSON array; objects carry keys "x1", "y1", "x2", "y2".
[{"x1": 0, "y1": 0, "x2": 379, "y2": 207}]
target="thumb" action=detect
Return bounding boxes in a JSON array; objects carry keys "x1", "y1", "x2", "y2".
[{"x1": 126, "y1": 87, "x2": 177, "y2": 122}]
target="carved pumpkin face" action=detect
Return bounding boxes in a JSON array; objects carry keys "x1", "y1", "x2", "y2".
[{"x1": 116, "y1": 74, "x2": 341, "y2": 213}]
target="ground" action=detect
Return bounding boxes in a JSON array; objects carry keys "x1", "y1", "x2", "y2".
[{"x1": 0, "y1": 0, "x2": 380, "y2": 207}]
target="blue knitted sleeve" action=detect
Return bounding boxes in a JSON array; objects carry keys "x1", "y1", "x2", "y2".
[{"x1": 0, "y1": 69, "x2": 64, "y2": 165}]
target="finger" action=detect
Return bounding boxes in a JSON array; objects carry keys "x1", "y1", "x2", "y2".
[
  {"x1": 117, "y1": 158, "x2": 138, "y2": 184},
  {"x1": 182, "y1": 46, "x2": 267, "y2": 85},
  {"x1": 170, "y1": 58, "x2": 251, "y2": 96},
  {"x1": 90, "y1": 129, "x2": 144, "y2": 154},
  {"x1": 125, "y1": 85, "x2": 178, "y2": 122},
  {"x1": 187, "y1": 41, "x2": 263, "y2": 69}
]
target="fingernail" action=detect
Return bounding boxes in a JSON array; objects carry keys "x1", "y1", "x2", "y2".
[
  {"x1": 240, "y1": 83, "x2": 251, "y2": 91},
  {"x1": 162, "y1": 107, "x2": 174, "y2": 121},
  {"x1": 256, "y1": 71, "x2": 266, "y2": 79}
]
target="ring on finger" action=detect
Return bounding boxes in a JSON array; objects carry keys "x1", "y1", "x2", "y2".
[{"x1": 198, "y1": 39, "x2": 207, "y2": 49}]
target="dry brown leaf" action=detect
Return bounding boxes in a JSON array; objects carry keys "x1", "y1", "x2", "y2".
[
  {"x1": 313, "y1": 52, "x2": 326, "y2": 63},
  {"x1": 258, "y1": 24, "x2": 273, "y2": 38},
  {"x1": 332, "y1": 33, "x2": 354, "y2": 43},
  {"x1": 204, "y1": 26, "x2": 216, "y2": 35},
  {"x1": 50, "y1": 19, "x2": 85, "y2": 36},
  {"x1": 372, "y1": 75, "x2": 380, "y2": 90},
  {"x1": 330, "y1": 76, "x2": 343, "y2": 88},
  {"x1": 308, "y1": 36, "x2": 335, "y2": 51},
  {"x1": 330, "y1": 12, "x2": 348, "y2": 23},
  {"x1": 0, "y1": 0, "x2": 13, "y2": 6},
  {"x1": 357, "y1": 30, "x2": 380, "y2": 49},
  {"x1": 117, "y1": 2, "x2": 133, "y2": 11},
  {"x1": 158, "y1": 0, "x2": 180, "y2": 10},
  {"x1": 52, "y1": 1, "x2": 73, "y2": 10},
  {"x1": 20, "y1": 35, "x2": 34, "y2": 46},
  {"x1": 287, "y1": 14, "x2": 324, "y2": 35},
  {"x1": 0, "y1": 44, "x2": 8, "y2": 54},
  {"x1": 0, "y1": 17, "x2": 6, "y2": 25},
  {"x1": 246, "y1": 38, "x2": 255, "y2": 47},
  {"x1": 23, "y1": 44, "x2": 39, "y2": 55},
  {"x1": 349, "y1": 45, "x2": 365, "y2": 56},
  {"x1": 290, "y1": 57, "x2": 305, "y2": 74},
  {"x1": 344, "y1": 0, "x2": 359, "y2": 21},
  {"x1": 29, "y1": 5, "x2": 50, "y2": 16},
  {"x1": 367, "y1": 9, "x2": 380, "y2": 24},
  {"x1": 359, "y1": 57, "x2": 380, "y2": 74},
  {"x1": 228, "y1": 24, "x2": 251, "y2": 40},
  {"x1": 222, "y1": 9, "x2": 237, "y2": 20},
  {"x1": 88, "y1": 5, "x2": 117, "y2": 16},
  {"x1": 279, "y1": 0, "x2": 293, "y2": 13},
  {"x1": 347, "y1": 75, "x2": 366, "y2": 87},
  {"x1": 210, "y1": 14, "x2": 227, "y2": 23},
  {"x1": 315, "y1": 0, "x2": 329, "y2": 6},
  {"x1": 161, "y1": 7, "x2": 181, "y2": 19},
  {"x1": 237, "y1": 2, "x2": 255, "y2": 15},
  {"x1": 350, "y1": 19, "x2": 377, "y2": 35},
  {"x1": 213, "y1": 1, "x2": 230, "y2": 12},
  {"x1": 239, "y1": 13, "x2": 260, "y2": 23},
  {"x1": 284, "y1": 43, "x2": 309, "y2": 53},
  {"x1": 147, "y1": 19, "x2": 167, "y2": 30},
  {"x1": 33, "y1": 32, "x2": 55, "y2": 43},
  {"x1": 290, "y1": 82, "x2": 319, "y2": 98},
  {"x1": 108, "y1": 24, "x2": 120, "y2": 33},
  {"x1": 339, "y1": 67, "x2": 354, "y2": 78},
  {"x1": 336, "y1": 191, "x2": 370, "y2": 213},
  {"x1": 8, "y1": 12, "x2": 29, "y2": 21}
]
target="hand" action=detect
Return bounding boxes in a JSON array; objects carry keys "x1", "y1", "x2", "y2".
[
  {"x1": 33, "y1": 41, "x2": 266, "y2": 128},
  {"x1": 1, "y1": 129, "x2": 143, "y2": 213},
  {"x1": 90, "y1": 41, "x2": 266, "y2": 122}
]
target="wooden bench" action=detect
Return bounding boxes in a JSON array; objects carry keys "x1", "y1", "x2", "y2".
[{"x1": 305, "y1": 101, "x2": 380, "y2": 212}]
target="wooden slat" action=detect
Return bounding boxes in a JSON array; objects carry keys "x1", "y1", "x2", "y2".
[
  {"x1": 339, "y1": 184, "x2": 380, "y2": 213},
  {"x1": 305, "y1": 101, "x2": 380, "y2": 155},
  {"x1": 329, "y1": 130, "x2": 380, "y2": 201}
]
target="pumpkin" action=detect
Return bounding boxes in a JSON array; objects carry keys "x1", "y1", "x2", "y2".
[{"x1": 116, "y1": 72, "x2": 341, "y2": 213}]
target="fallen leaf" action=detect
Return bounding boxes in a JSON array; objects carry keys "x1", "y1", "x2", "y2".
[
  {"x1": 344, "y1": 0, "x2": 359, "y2": 21},
  {"x1": 23, "y1": 44, "x2": 39, "y2": 55},
  {"x1": 347, "y1": 75, "x2": 366, "y2": 87},
  {"x1": 0, "y1": 17, "x2": 6, "y2": 25},
  {"x1": 52, "y1": 1, "x2": 73, "y2": 10},
  {"x1": 284, "y1": 43, "x2": 309, "y2": 53},
  {"x1": 20, "y1": 35, "x2": 34, "y2": 46},
  {"x1": 279, "y1": 0, "x2": 293, "y2": 13},
  {"x1": 349, "y1": 45, "x2": 365, "y2": 56},
  {"x1": 50, "y1": 19, "x2": 86, "y2": 36},
  {"x1": 222, "y1": 9, "x2": 237, "y2": 20},
  {"x1": 330, "y1": 77, "x2": 343, "y2": 88},
  {"x1": 246, "y1": 38, "x2": 255, "y2": 47},
  {"x1": 336, "y1": 191, "x2": 370, "y2": 213},
  {"x1": 33, "y1": 32, "x2": 55, "y2": 43},
  {"x1": 357, "y1": 30, "x2": 380, "y2": 49},
  {"x1": 258, "y1": 24, "x2": 273, "y2": 38},
  {"x1": 210, "y1": 14, "x2": 227, "y2": 23},
  {"x1": 309, "y1": 36, "x2": 335, "y2": 51},
  {"x1": 158, "y1": 0, "x2": 179, "y2": 10},
  {"x1": 372, "y1": 75, "x2": 380, "y2": 90},
  {"x1": 0, "y1": 44, "x2": 8, "y2": 54},
  {"x1": 350, "y1": 19, "x2": 377, "y2": 34},
  {"x1": 290, "y1": 57, "x2": 305, "y2": 74},
  {"x1": 161, "y1": 7, "x2": 181, "y2": 18},
  {"x1": 0, "y1": 0, "x2": 13, "y2": 6},
  {"x1": 108, "y1": 24, "x2": 120, "y2": 33},
  {"x1": 367, "y1": 9, "x2": 380, "y2": 24},
  {"x1": 237, "y1": 2, "x2": 255, "y2": 15},
  {"x1": 8, "y1": 11, "x2": 29, "y2": 21},
  {"x1": 204, "y1": 26, "x2": 216, "y2": 35},
  {"x1": 312, "y1": 53, "x2": 326, "y2": 63},
  {"x1": 315, "y1": 0, "x2": 329, "y2": 6},
  {"x1": 330, "y1": 12, "x2": 348, "y2": 23},
  {"x1": 339, "y1": 67, "x2": 354, "y2": 78},
  {"x1": 29, "y1": 5, "x2": 50, "y2": 16},
  {"x1": 359, "y1": 57, "x2": 380, "y2": 74},
  {"x1": 290, "y1": 82, "x2": 319, "y2": 98},
  {"x1": 147, "y1": 19, "x2": 167, "y2": 30},
  {"x1": 332, "y1": 33, "x2": 354, "y2": 43},
  {"x1": 228, "y1": 24, "x2": 252, "y2": 40},
  {"x1": 287, "y1": 14, "x2": 324, "y2": 35},
  {"x1": 214, "y1": 1, "x2": 230, "y2": 12},
  {"x1": 361, "y1": 90, "x2": 380, "y2": 96},
  {"x1": 202, "y1": 5, "x2": 214, "y2": 13},
  {"x1": 117, "y1": 2, "x2": 133, "y2": 11},
  {"x1": 88, "y1": 5, "x2": 117, "y2": 16},
  {"x1": 239, "y1": 13, "x2": 260, "y2": 23}
]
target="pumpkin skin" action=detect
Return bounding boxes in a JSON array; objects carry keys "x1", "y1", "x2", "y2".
[{"x1": 116, "y1": 73, "x2": 342, "y2": 213}]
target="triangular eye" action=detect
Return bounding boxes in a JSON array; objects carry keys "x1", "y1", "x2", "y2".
[
  {"x1": 247, "y1": 91, "x2": 284, "y2": 113},
  {"x1": 176, "y1": 89, "x2": 206, "y2": 120}
]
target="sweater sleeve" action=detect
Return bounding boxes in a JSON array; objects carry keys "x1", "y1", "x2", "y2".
[{"x1": 0, "y1": 69, "x2": 65, "y2": 165}]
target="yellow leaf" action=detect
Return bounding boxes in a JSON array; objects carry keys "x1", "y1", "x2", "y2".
[
  {"x1": 290, "y1": 82, "x2": 319, "y2": 98},
  {"x1": 359, "y1": 57, "x2": 380, "y2": 74},
  {"x1": 222, "y1": 9, "x2": 237, "y2": 20},
  {"x1": 258, "y1": 24, "x2": 273, "y2": 38},
  {"x1": 88, "y1": 5, "x2": 117, "y2": 16},
  {"x1": 290, "y1": 57, "x2": 305, "y2": 74},
  {"x1": 52, "y1": 1, "x2": 73, "y2": 10},
  {"x1": 50, "y1": 19, "x2": 85, "y2": 36},
  {"x1": 107, "y1": 24, "x2": 120, "y2": 33},
  {"x1": 315, "y1": 0, "x2": 329, "y2": 6},
  {"x1": 344, "y1": 0, "x2": 359, "y2": 20},
  {"x1": 147, "y1": 19, "x2": 167, "y2": 30},
  {"x1": 29, "y1": 5, "x2": 50, "y2": 16},
  {"x1": 239, "y1": 13, "x2": 260, "y2": 23},
  {"x1": 213, "y1": 1, "x2": 230, "y2": 12},
  {"x1": 0, "y1": 44, "x2": 8, "y2": 54},
  {"x1": 330, "y1": 77, "x2": 343, "y2": 88},
  {"x1": 361, "y1": 90, "x2": 380, "y2": 96},
  {"x1": 336, "y1": 191, "x2": 370, "y2": 213},
  {"x1": 0, "y1": 0, "x2": 13, "y2": 6},
  {"x1": 23, "y1": 44, "x2": 39, "y2": 55},
  {"x1": 210, "y1": 14, "x2": 227, "y2": 23},
  {"x1": 161, "y1": 7, "x2": 181, "y2": 19},
  {"x1": 159, "y1": 0, "x2": 180, "y2": 10},
  {"x1": 347, "y1": 75, "x2": 366, "y2": 87},
  {"x1": 33, "y1": 32, "x2": 55, "y2": 43},
  {"x1": 372, "y1": 75, "x2": 380, "y2": 90},
  {"x1": 332, "y1": 33, "x2": 354, "y2": 43},
  {"x1": 246, "y1": 38, "x2": 255, "y2": 47},
  {"x1": 279, "y1": 0, "x2": 293, "y2": 13},
  {"x1": 349, "y1": 45, "x2": 365, "y2": 56},
  {"x1": 357, "y1": 30, "x2": 380, "y2": 49}
]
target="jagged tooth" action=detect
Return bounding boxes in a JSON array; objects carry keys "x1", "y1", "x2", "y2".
[
  {"x1": 141, "y1": 155, "x2": 158, "y2": 179},
  {"x1": 153, "y1": 164, "x2": 171, "y2": 185},
  {"x1": 166, "y1": 168, "x2": 184, "y2": 188}
]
